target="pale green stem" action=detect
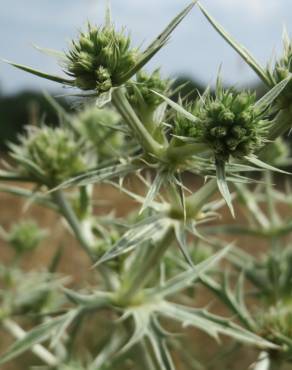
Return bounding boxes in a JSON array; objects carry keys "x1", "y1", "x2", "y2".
[
  {"x1": 120, "y1": 226, "x2": 174, "y2": 303},
  {"x1": 167, "y1": 179, "x2": 218, "y2": 220},
  {"x1": 51, "y1": 190, "x2": 118, "y2": 290},
  {"x1": 112, "y1": 88, "x2": 163, "y2": 156},
  {"x1": 166, "y1": 143, "x2": 209, "y2": 161},
  {"x1": 52, "y1": 190, "x2": 95, "y2": 260},
  {"x1": 186, "y1": 179, "x2": 218, "y2": 215},
  {"x1": 2, "y1": 319, "x2": 58, "y2": 367}
]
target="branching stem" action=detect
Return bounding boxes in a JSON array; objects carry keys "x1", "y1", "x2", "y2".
[
  {"x1": 52, "y1": 189, "x2": 95, "y2": 259},
  {"x1": 112, "y1": 87, "x2": 163, "y2": 156}
]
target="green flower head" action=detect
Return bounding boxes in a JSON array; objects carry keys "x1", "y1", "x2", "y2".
[
  {"x1": 9, "y1": 126, "x2": 90, "y2": 186},
  {"x1": 174, "y1": 87, "x2": 269, "y2": 161},
  {"x1": 74, "y1": 105, "x2": 124, "y2": 162},
  {"x1": 258, "y1": 305, "x2": 292, "y2": 350},
  {"x1": 126, "y1": 69, "x2": 171, "y2": 117},
  {"x1": 7, "y1": 221, "x2": 46, "y2": 254},
  {"x1": 66, "y1": 24, "x2": 138, "y2": 94}
]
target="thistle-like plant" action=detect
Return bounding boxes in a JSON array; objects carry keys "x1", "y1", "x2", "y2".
[{"x1": 1, "y1": 2, "x2": 292, "y2": 370}]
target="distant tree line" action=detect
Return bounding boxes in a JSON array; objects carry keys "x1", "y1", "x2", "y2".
[{"x1": 0, "y1": 77, "x2": 266, "y2": 150}]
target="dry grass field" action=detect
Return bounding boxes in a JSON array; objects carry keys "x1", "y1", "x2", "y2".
[{"x1": 0, "y1": 176, "x2": 290, "y2": 370}]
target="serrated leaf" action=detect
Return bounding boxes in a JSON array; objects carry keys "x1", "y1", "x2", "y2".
[
  {"x1": 2, "y1": 59, "x2": 73, "y2": 85},
  {"x1": 96, "y1": 218, "x2": 168, "y2": 265},
  {"x1": 216, "y1": 160, "x2": 235, "y2": 218},
  {"x1": 118, "y1": 1, "x2": 196, "y2": 82},
  {"x1": 160, "y1": 302, "x2": 277, "y2": 349},
  {"x1": 140, "y1": 171, "x2": 166, "y2": 214},
  {"x1": 0, "y1": 314, "x2": 70, "y2": 365},
  {"x1": 50, "y1": 162, "x2": 141, "y2": 191},
  {"x1": 153, "y1": 246, "x2": 230, "y2": 298},
  {"x1": 63, "y1": 288, "x2": 111, "y2": 308},
  {"x1": 152, "y1": 90, "x2": 198, "y2": 122},
  {"x1": 254, "y1": 74, "x2": 292, "y2": 112},
  {"x1": 198, "y1": 2, "x2": 271, "y2": 86}
]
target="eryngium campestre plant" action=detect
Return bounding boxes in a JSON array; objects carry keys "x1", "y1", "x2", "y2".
[
  {"x1": 173, "y1": 87, "x2": 269, "y2": 161},
  {"x1": 8, "y1": 126, "x2": 90, "y2": 186},
  {"x1": 66, "y1": 24, "x2": 138, "y2": 94},
  {"x1": 3, "y1": 2, "x2": 292, "y2": 370}
]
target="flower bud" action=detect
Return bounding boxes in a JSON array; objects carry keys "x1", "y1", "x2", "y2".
[
  {"x1": 173, "y1": 88, "x2": 269, "y2": 161},
  {"x1": 126, "y1": 69, "x2": 171, "y2": 119},
  {"x1": 66, "y1": 25, "x2": 139, "y2": 94},
  {"x1": 10, "y1": 126, "x2": 90, "y2": 186},
  {"x1": 7, "y1": 221, "x2": 46, "y2": 254}
]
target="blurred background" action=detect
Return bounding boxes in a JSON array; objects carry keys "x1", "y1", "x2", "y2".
[{"x1": 0, "y1": 0, "x2": 291, "y2": 148}]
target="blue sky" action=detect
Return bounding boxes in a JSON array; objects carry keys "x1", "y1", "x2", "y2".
[{"x1": 0, "y1": 0, "x2": 291, "y2": 94}]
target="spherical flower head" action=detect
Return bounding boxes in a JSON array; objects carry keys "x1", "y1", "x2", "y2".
[
  {"x1": 174, "y1": 88, "x2": 269, "y2": 161},
  {"x1": 10, "y1": 126, "x2": 89, "y2": 186},
  {"x1": 66, "y1": 24, "x2": 139, "y2": 94},
  {"x1": 7, "y1": 221, "x2": 46, "y2": 254},
  {"x1": 126, "y1": 69, "x2": 171, "y2": 117},
  {"x1": 258, "y1": 305, "x2": 292, "y2": 348},
  {"x1": 74, "y1": 106, "x2": 124, "y2": 161}
]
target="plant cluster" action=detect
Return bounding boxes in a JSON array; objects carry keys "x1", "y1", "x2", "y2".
[{"x1": 1, "y1": 1, "x2": 292, "y2": 370}]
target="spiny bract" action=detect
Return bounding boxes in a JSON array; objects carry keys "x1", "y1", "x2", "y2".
[
  {"x1": 66, "y1": 24, "x2": 138, "y2": 94},
  {"x1": 174, "y1": 88, "x2": 269, "y2": 161}
]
